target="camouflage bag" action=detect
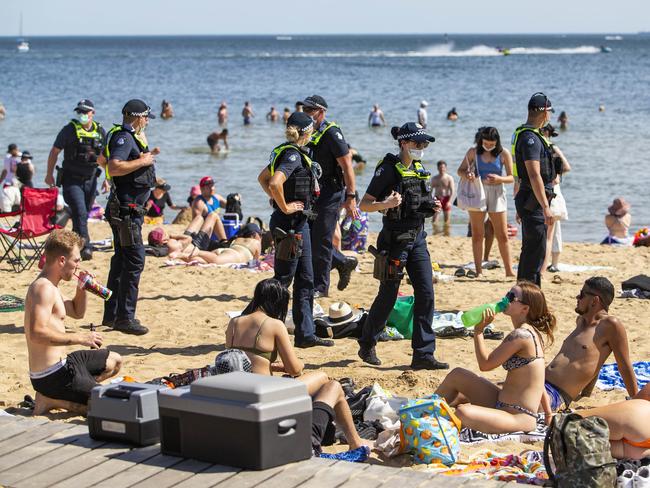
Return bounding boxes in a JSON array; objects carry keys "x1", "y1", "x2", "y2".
[{"x1": 543, "y1": 412, "x2": 616, "y2": 487}]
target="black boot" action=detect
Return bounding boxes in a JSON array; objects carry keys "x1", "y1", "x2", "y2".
[
  {"x1": 410, "y1": 356, "x2": 449, "y2": 371},
  {"x1": 335, "y1": 256, "x2": 358, "y2": 291},
  {"x1": 358, "y1": 344, "x2": 381, "y2": 366},
  {"x1": 114, "y1": 318, "x2": 149, "y2": 336}
]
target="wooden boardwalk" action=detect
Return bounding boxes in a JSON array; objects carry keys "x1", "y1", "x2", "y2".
[{"x1": 0, "y1": 415, "x2": 508, "y2": 487}]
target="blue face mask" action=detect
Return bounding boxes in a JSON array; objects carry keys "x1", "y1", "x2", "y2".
[{"x1": 78, "y1": 113, "x2": 90, "y2": 124}]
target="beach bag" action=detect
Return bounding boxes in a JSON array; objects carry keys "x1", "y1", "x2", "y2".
[
  {"x1": 549, "y1": 185, "x2": 568, "y2": 220},
  {"x1": 399, "y1": 394, "x2": 461, "y2": 466},
  {"x1": 456, "y1": 161, "x2": 485, "y2": 211},
  {"x1": 387, "y1": 296, "x2": 414, "y2": 339},
  {"x1": 341, "y1": 212, "x2": 369, "y2": 252},
  {"x1": 543, "y1": 412, "x2": 616, "y2": 487}
]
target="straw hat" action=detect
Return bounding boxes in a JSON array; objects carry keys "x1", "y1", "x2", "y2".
[
  {"x1": 608, "y1": 198, "x2": 631, "y2": 217},
  {"x1": 322, "y1": 301, "x2": 363, "y2": 326}
]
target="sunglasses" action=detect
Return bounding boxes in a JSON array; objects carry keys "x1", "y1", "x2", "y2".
[
  {"x1": 577, "y1": 290, "x2": 600, "y2": 301},
  {"x1": 505, "y1": 290, "x2": 526, "y2": 304}
]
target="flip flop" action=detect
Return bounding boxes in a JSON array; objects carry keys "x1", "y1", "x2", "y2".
[
  {"x1": 454, "y1": 268, "x2": 467, "y2": 277},
  {"x1": 436, "y1": 326, "x2": 469, "y2": 339},
  {"x1": 19, "y1": 394, "x2": 35, "y2": 410},
  {"x1": 466, "y1": 270, "x2": 477, "y2": 279}
]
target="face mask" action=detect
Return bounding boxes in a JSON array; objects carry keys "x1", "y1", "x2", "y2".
[
  {"x1": 409, "y1": 149, "x2": 424, "y2": 160},
  {"x1": 482, "y1": 144, "x2": 495, "y2": 152},
  {"x1": 78, "y1": 113, "x2": 90, "y2": 124}
]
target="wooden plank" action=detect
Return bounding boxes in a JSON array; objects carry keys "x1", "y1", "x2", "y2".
[
  {"x1": 92, "y1": 452, "x2": 185, "y2": 488},
  {"x1": 0, "y1": 417, "x2": 49, "y2": 442},
  {"x1": 0, "y1": 428, "x2": 105, "y2": 486},
  {"x1": 171, "y1": 464, "x2": 241, "y2": 488},
  {"x1": 261, "y1": 458, "x2": 337, "y2": 488},
  {"x1": 21, "y1": 442, "x2": 132, "y2": 488},
  {"x1": 130, "y1": 458, "x2": 213, "y2": 488},
  {"x1": 211, "y1": 461, "x2": 295, "y2": 488},
  {"x1": 0, "y1": 424, "x2": 86, "y2": 472},
  {"x1": 337, "y1": 464, "x2": 407, "y2": 488},
  {"x1": 0, "y1": 420, "x2": 75, "y2": 457},
  {"x1": 380, "y1": 468, "x2": 443, "y2": 487},
  {"x1": 300, "y1": 459, "x2": 369, "y2": 488},
  {"x1": 51, "y1": 443, "x2": 160, "y2": 488}
]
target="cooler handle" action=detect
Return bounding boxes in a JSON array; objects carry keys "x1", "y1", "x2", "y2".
[
  {"x1": 277, "y1": 419, "x2": 297, "y2": 437},
  {"x1": 103, "y1": 386, "x2": 132, "y2": 400}
]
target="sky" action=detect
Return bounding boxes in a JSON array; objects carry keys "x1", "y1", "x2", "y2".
[{"x1": 0, "y1": 0, "x2": 647, "y2": 36}]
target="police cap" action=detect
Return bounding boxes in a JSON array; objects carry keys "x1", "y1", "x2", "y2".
[
  {"x1": 74, "y1": 99, "x2": 95, "y2": 113},
  {"x1": 302, "y1": 95, "x2": 328, "y2": 111},
  {"x1": 528, "y1": 92, "x2": 555, "y2": 113},
  {"x1": 392, "y1": 122, "x2": 435, "y2": 143},
  {"x1": 287, "y1": 111, "x2": 314, "y2": 132},
  {"x1": 122, "y1": 99, "x2": 156, "y2": 118}
]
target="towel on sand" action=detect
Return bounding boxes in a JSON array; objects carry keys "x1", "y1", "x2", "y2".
[
  {"x1": 460, "y1": 416, "x2": 547, "y2": 445},
  {"x1": 596, "y1": 362, "x2": 650, "y2": 391}
]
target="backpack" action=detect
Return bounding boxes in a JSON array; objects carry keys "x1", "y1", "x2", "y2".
[
  {"x1": 543, "y1": 412, "x2": 616, "y2": 487},
  {"x1": 399, "y1": 394, "x2": 461, "y2": 465}
]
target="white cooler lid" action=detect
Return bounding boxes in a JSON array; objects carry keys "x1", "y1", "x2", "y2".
[{"x1": 190, "y1": 372, "x2": 307, "y2": 403}]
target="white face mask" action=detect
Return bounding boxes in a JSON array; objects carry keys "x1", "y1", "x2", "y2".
[
  {"x1": 409, "y1": 149, "x2": 424, "y2": 160},
  {"x1": 78, "y1": 113, "x2": 90, "y2": 124},
  {"x1": 482, "y1": 144, "x2": 496, "y2": 152}
]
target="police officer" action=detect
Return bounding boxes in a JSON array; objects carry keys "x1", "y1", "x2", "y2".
[
  {"x1": 102, "y1": 99, "x2": 159, "y2": 335},
  {"x1": 512, "y1": 93, "x2": 556, "y2": 286},
  {"x1": 301, "y1": 95, "x2": 359, "y2": 297},
  {"x1": 46, "y1": 99, "x2": 106, "y2": 260},
  {"x1": 257, "y1": 112, "x2": 334, "y2": 348},
  {"x1": 357, "y1": 123, "x2": 448, "y2": 370}
]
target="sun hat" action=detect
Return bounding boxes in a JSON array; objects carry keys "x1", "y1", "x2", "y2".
[
  {"x1": 214, "y1": 349, "x2": 252, "y2": 375},
  {"x1": 420, "y1": 100, "x2": 429, "y2": 107},
  {"x1": 189, "y1": 185, "x2": 201, "y2": 198},
  {"x1": 321, "y1": 301, "x2": 363, "y2": 326},
  {"x1": 608, "y1": 198, "x2": 631, "y2": 217}
]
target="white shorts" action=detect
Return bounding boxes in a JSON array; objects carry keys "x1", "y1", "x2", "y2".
[{"x1": 469, "y1": 183, "x2": 507, "y2": 213}]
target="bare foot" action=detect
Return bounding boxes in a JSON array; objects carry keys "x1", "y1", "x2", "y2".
[{"x1": 33, "y1": 392, "x2": 87, "y2": 416}]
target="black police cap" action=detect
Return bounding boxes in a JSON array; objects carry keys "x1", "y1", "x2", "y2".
[
  {"x1": 302, "y1": 95, "x2": 328, "y2": 111},
  {"x1": 74, "y1": 99, "x2": 95, "y2": 113},
  {"x1": 393, "y1": 122, "x2": 435, "y2": 143},
  {"x1": 528, "y1": 92, "x2": 555, "y2": 113},
  {"x1": 122, "y1": 99, "x2": 156, "y2": 118},
  {"x1": 287, "y1": 111, "x2": 314, "y2": 132}
]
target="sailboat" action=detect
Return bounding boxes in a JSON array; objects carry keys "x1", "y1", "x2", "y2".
[{"x1": 17, "y1": 13, "x2": 29, "y2": 53}]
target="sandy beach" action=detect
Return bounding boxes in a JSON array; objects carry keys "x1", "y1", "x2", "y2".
[{"x1": 1, "y1": 220, "x2": 648, "y2": 464}]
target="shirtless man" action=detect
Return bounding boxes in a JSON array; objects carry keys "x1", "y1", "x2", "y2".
[
  {"x1": 191, "y1": 177, "x2": 228, "y2": 241},
  {"x1": 217, "y1": 101, "x2": 228, "y2": 126},
  {"x1": 207, "y1": 129, "x2": 229, "y2": 154},
  {"x1": 242, "y1": 101, "x2": 254, "y2": 125},
  {"x1": 24, "y1": 229, "x2": 122, "y2": 415},
  {"x1": 266, "y1": 106, "x2": 279, "y2": 122},
  {"x1": 431, "y1": 160, "x2": 455, "y2": 225},
  {"x1": 543, "y1": 277, "x2": 638, "y2": 417}
]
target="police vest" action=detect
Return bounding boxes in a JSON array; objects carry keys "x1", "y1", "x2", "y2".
[
  {"x1": 309, "y1": 121, "x2": 344, "y2": 186},
  {"x1": 379, "y1": 153, "x2": 434, "y2": 226},
  {"x1": 511, "y1": 126, "x2": 555, "y2": 185},
  {"x1": 268, "y1": 143, "x2": 316, "y2": 209},
  {"x1": 61, "y1": 119, "x2": 103, "y2": 178},
  {"x1": 104, "y1": 124, "x2": 155, "y2": 191}
]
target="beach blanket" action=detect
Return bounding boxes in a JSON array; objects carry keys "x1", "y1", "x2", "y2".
[
  {"x1": 426, "y1": 450, "x2": 548, "y2": 485},
  {"x1": 0, "y1": 295, "x2": 24, "y2": 312},
  {"x1": 163, "y1": 254, "x2": 274, "y2": 272},
  {"x1": 432, "y1": 311, "x2": 465, "y2": 332},
  {"x1": 596, "y1": 362, "x2": 650, "y2": 391},
  {"x1": 319, "y1": 446, "x2": 370, "y2": 463},
  {"x1": 460, "y1": 416, "x2": 547, "y2": 445}
]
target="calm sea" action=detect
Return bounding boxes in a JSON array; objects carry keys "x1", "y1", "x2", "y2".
[{"x1": 0, "y1": 34, "x2": 648, "y2": 242}]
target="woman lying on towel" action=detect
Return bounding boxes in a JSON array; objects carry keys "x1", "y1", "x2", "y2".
[
  {"x1": 578, "y1": 383, "x2": 650, "y2": 460},
  {"x1": 436, "y1": 282, "x2": 556, "y2": 434},
  {"x1": 175, "y1": 223, "x2": 263, "y2": 265},
  {"x1": 225, "y1": 278, "x2": 329, "y2": 396}
]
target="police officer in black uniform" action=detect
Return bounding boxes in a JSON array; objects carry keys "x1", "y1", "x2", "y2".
[
  {"x1": 46, "y1": 99, "x2": 106, "y2": 261},
  {"x1": 301, "y1": 95, "x2": 359, "y2": 297},
  {"x1": 512, "y1": 93, "x2": 556, "y2": 287},
  {"x1": 257, "y1": 112, "x2": 334, "y2": 348},
  {"x1": 357, "y1": 123, "x2": 448, "y2": 370},
  {"x1": 102, "y1": 99, "x2": 159, "y2": 335}
]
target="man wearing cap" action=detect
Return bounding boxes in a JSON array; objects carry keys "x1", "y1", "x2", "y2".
[
  {"x1": 302, "y1": 95, "x2": 359, "y2": 297},
  {"x1": 16, "y1": 150, "x2": 35, "y2": 188},
  {"x1": 417, "y1": 100, "x2": 429, "y2": 128},
  {"x1": 46, "y1": 99, "x2": 107, "y2": 261},
  {"x1": 102, "y1": 99, "x2": 159, "y2": 335},
  {"x1": 357, "y1": 122, "x2": 447, "y2": 370},
  {"x1": 512, "y1": 93, "x2": 557, "y2": 286}
]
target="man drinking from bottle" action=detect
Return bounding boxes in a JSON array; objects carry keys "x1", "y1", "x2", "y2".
[{"x1": 23, "y1": 229, "x2": 122, "y2": 415}]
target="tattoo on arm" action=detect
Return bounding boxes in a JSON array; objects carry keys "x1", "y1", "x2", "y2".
[{"x1": 505, "y1": 328, "x2": 529, "y2": 342}]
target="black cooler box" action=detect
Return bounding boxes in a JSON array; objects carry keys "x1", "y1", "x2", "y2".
[
  {"x1": 158, "y1": 372, "x2": 312, "y2": 470},
  {"x1": 88, "y1": 382, "x2": 165, "y2": 445}
]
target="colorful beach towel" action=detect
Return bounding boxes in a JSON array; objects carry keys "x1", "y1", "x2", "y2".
[
  {"x1": 318, "y1": 446, "x2": 370, "y2": 463},
  {"x1": 0, "y1": 295, "x2": 24, "y2": 313},
  {"x1": 426, "y1": 450, "x2": 548, "y2": 485},
  {"x1": 596, "y1": 362, "x2": 650, "y2": 391}
]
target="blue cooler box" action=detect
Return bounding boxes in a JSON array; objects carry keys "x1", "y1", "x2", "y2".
[
  {"x1": 222, "y1": 213, "x2": 241, "y2": 239},
  {"x1": 158, "y1": 372, "x2": 312, "y2": 470}
]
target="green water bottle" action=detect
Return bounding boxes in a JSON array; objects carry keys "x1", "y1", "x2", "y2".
[{"x1": 461, "y1": 296, "x2": 510, "y2": 328}]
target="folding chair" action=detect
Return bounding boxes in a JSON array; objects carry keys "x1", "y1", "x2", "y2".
[{"x1": 0, "y1": 187, "x2": 60, "y2": 272}]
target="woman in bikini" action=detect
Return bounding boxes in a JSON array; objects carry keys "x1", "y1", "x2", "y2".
[
  {"x1": 225, "y1": 278, "x2": 328, "y2": 395},
  {"x1": 436, "y1": 282, "x2": 556, "y2": 433}
]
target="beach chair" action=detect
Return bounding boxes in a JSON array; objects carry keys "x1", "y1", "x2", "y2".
[{"x1": 0, "y1": 187, "x2": 60, "y2": 272}]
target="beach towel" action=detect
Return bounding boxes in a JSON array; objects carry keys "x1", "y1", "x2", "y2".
[
  {"x1": 163, "y1": 254, "x2": 274, "y2": 272},
  {"x1": 460, "y1": 416, "x2": 547, "y2": 445},
  {"x1": 426, "y1": 450, "x2": 549, "y2": 485},
  {"x1": 0, "y1": 295, "x2": 24, "y2": 312},
  {"x1": 620, "y1": 288, "x2": 650, "y2": 299},
  {"x1": 318, "y1": 446, "x2": 370, "y2": 463},
  {"x1": 596, "y1": 361, "x2": 650, "y2": 391}
]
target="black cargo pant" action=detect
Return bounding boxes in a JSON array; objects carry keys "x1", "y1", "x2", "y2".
[{"x1": 515, "y1": 193, "x2": 546, "y2": 287}]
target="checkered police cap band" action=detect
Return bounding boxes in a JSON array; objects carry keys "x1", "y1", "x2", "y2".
[
  {"x1": 125, "y1": 110, "x2": 150, "y2": 117},
  {"x1": 299, "y1": 121, "x2": 314, "y2": 132},
  {"x1": 397, "y1": 129, "x2": 428, "y2": 140}
]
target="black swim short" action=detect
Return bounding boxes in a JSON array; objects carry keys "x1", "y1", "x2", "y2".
[
  {"x1": 191, "y1": 231, "x2": 211, "y2": 251},
  {"x1": 311, "y1": 401, "x2": 336, "y2": 455},
  {"x1": 30, "y1": 349, "x2": 110, "y2": 405}
]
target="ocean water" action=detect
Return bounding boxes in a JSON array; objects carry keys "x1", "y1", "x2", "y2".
[{"x1": 0, "y1": 34, "x2": 648, "y2": 242}]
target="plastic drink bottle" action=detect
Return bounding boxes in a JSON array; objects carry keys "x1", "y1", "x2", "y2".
[
  {"x1": 77, "y1": 274, "x2": 112, "y2": 301},
  {"x1": 461, "y1": 296, "x2": 510, "y2": 328}
]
